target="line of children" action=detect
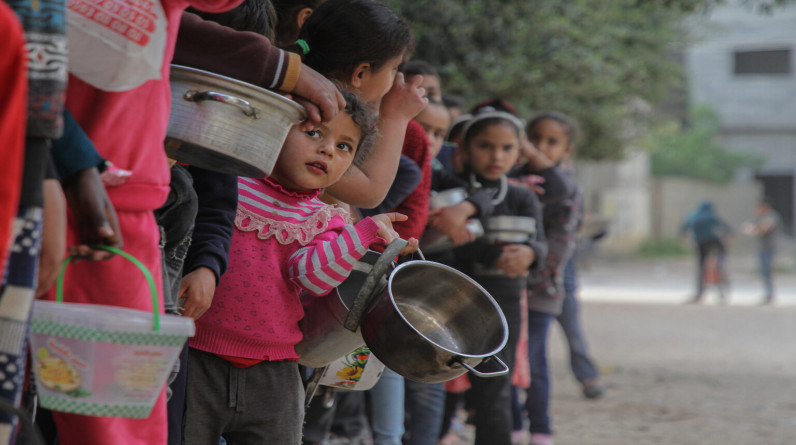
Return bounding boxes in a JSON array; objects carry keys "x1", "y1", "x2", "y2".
[{"x1": 184, "y1": 88, "x2": 415, "y2": 444}]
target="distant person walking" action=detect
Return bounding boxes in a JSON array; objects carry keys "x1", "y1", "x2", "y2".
[
  {"x1": 680, "y1": 201, "x2": 732, "y2": 304},
  {"x1": 742, "y1": 198, "x2": 781, "y2": 305}
]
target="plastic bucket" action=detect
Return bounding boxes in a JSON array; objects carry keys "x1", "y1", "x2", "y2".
[{"x1": 29, "y1": 247, "x2": 194, "y2": 418}]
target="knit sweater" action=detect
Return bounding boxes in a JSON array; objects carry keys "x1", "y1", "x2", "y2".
[{"x1": 190, "y1": 176, "x2": 383, "y2": 361}]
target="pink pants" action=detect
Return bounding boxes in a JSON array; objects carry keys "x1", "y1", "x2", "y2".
[{"x1": 50, "y1": 209, "x2": 167, "y2": 445}]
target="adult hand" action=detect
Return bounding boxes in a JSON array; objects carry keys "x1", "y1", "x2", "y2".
[
  {"x1": 36, "y1": 179, "x2": 66, "y2": 298},
  {"x1": 292, "y1": 64, "x2": 346, "y2": 131},
  {"x1": 178, "y1": 266, "x2": 217, "y2": 320},
  {"x1": 379, "y1": 73, "x2": 428, "y2": 122},
  {"x1": 496, "y1": 244, "x2": 534, "y2": 278},
  {"x1": 370, "y1": 212, "x2": 418, "y2": 256},
  {"x1": 62, "y1": 167, "x2": 122, "y2": 261}
]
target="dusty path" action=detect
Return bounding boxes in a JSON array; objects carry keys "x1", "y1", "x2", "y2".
[{"x1": 545, "y1": 301, "x2": 796, "y2": 445}]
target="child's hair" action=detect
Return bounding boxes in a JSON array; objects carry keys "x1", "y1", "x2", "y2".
[
  {"x1": 400, "y1": 60, "x2": 438, "y2": 78},
  {"x1": 446, "y1": 113, "x2": 472, "y2": 142},
  {"x1": 462, "y1": 111, "x2": 524, "y2": 148},
  {"x1": 471, "y1": 98, "x2": 518, "y2": 116},
  {"x1": 526, "y1": 111, "x2": 580, "y2": 146},
  {"x1": 293, "y1": 0, "x2": 412, "y2": 81},
  {"x1": 271, "y1": 0, "x2": 324, "y2": 48},
  {"x1": 338, "y1": 88, "x2": 378, "y2": 165},
  {"x1": 188, "y1": 0, "x2": 277, "y2": 40}
]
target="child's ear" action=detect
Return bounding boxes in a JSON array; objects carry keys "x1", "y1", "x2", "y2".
[
  {"x1": 350, "y1": 63, "x2": 370, "y2": 89},
  {"x1": 296, "y1": 7, "x2": 313, "y2": 28}
]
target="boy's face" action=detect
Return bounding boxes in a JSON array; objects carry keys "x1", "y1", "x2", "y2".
[
  {"x1": 271, "y1": 112, "x2": 361, "y2": 191},
  {"x1": 465, "y1": 122, "x2": 520, "y2": 181},
  {"x1": 527, "y1": 118, "x2": 573, "y2": 164},
  {"x1": 357, "y1": 54, "x2": 404, "y2": 104},
  {"x1": 419, "y1": 74, "x2": 442, "y2": 103},
  {"x1": 414, "y1": 103, "x2": 451, "y2": 159}
]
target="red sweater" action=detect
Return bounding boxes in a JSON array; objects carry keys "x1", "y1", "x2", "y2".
[
  {"x1": 390, "y1": 120, "x2": 431, "y2": 240},
  {"x1": 0, "y1": 3, "x2": 26, "y2": 276}
]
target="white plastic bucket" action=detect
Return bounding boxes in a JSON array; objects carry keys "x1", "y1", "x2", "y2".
[{"x1": 29, "y1": 247, "x2": 194, "y2": 418}]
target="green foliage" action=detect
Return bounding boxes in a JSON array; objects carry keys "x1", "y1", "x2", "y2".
[
  {"x1": 638, "y1": 238, "x2": 690, "y2": 257},
  {"x1": 382, "y1": 0, "x2": 795, "y2": 161},
  {"x1": 644, "y1": 106, "x2": 763, "y2": 183}
]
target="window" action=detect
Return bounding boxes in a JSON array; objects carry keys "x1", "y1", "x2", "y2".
[{"x1": 733, "y1": 48, "x2": 792, "y2": 75}]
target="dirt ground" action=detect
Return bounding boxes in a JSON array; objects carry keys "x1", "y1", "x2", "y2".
[{"x1": 457, "y1": 255, "x2": 796, "y2": 444}]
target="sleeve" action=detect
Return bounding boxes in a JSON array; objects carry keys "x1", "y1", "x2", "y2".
[
  {"x1": 359, "y1": 155, "x2": 421, "y2": 217},
  {"x1": 534, "y1": 166, "x2": 576, "y2": 206},
  {"x1": 173, "y1": 12, "x2": 301, "y2": 92},
  {"x1": 390, "y1": 121, "x2": 432, "y2": 240},
  {"x1": 183, "y1": 167, "x2": 238, "y2": 281},
  {"x1": 287, "y1": 216, "x2": 383, "y2": 296},
  {"x1": 50, "y1": 110, "x2": 105, "y2": 180},
  {"x1": 521, "y1": 189, "x2": 548, "y2": 272}
]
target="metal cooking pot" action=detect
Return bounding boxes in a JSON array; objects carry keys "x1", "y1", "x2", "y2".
[
  {"x1": 296, "y1": 240, "x2": 406, "y2": 368},
  {"x1": 361, "y1": 261, "x2": 509, "y2": 383},
  {"x1": 428, "y1": 188, "x2": 468, "y2": 210},
  {"x1": 166, "y1": 65, "x2": 307, "y2": 178},
  {"x1": 483, "y1": 216, "x2": 536, "y2": 243}
]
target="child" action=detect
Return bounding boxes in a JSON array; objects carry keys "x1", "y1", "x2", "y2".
[
  {"x1": 521, "y1": 112, "x2": 587, "y2": 445},
  {"x1": 447, "y1": 111, "x2": 547, "y2": 445},
  {"x1": 295, "y1": 0, "x2": 428, "y2": 208},
  {"x1": 184, "y1": 90, "x2": 416, "y2": 444}
]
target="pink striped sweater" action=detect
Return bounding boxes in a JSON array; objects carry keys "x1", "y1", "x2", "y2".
[{"x1": 190, "y1": 176, "x2": 383, "y2": 361}]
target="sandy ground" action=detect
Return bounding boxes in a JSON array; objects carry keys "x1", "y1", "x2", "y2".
[{"x1": 457, "y1": 254, "x2": 796, "y2": 444}]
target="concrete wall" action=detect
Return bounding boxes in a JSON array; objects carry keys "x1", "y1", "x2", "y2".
[{"x1": 574, "y1": 151, "x2": 651, "y2": 254}]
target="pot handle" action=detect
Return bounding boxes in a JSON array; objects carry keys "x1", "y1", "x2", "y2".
[
  {"x1": 184, "y1": 90, "x2": 261, "y2": 119},
  {"x1": 458, "y1": 355, "x2": 509, "y2": 378},
  {"x1": 343, "y1": 238, "x2": 408, "y2": 332}
]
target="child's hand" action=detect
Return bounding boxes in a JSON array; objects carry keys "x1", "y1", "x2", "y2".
[
  {"x1": 370, "y1": 212, "x2": 419, "y2": 256},
  {"x1": 379, "y1": 73, "x2": 428, "y2": 122},
  {"x1": 508, "y1": 174, "x2": 546, "y2": 196},
  {"x1": 63, "y1": 167, "x2": 123, "y2": 261},
  {"x1": 36, "y1": 179, "x2": 66, "y2": 298},
  {"x1": 428, "y1": 201, "x2": 478, "y2": 245},
  {"x1": 519, "y1": 135, "x2": 553, "y2": 171},
  {"x1": 496, "y1": 244, "x2": 535, "y2": 278},
  {"x1": 178, "y1": 266, "x2": 217, "y2": 320}
]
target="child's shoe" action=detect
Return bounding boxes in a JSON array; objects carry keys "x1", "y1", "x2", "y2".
[
  {"x1": 582, "y1": 379, "x2": 604, "y2": 399},
  {"x1": 529, "y1": 433, "x2": 554, "y2": 445}
]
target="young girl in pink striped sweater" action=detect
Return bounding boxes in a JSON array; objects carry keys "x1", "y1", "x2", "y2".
[{"x1": 184, "y1": 90, "x2": 416, "y2": 444}]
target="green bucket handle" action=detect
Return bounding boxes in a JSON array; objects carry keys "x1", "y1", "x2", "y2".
[{"x1": 55, "y1": 246, "x2": 161, "y2": 332}]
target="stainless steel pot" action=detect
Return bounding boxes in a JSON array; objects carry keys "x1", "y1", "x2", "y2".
[
  {"x1": 361, "y1": 261, "x2": 509, "y2": 383},
  {"x1": 166, "y1": 65, "x2": 307, "y2": 177},
  {"x1": 483, "y1": 216, "x2": 536, "y2": 243},
  {"x1": 428, "y1": 188, "x2": 468, "y2": 210},
  {"x1": 296, "y1": 240, "x2": 406, "y2": 368}
]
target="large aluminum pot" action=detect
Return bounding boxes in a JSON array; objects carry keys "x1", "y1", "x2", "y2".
[
  {"x1": 361, "y1": 261, "x2": 509, "y2": 383},
  {"x1": 296, "y1": 239, "x2": 407, "y2": 368},
  {"x1": 166, "y1": 65, "x2": 307, "y2": 178}
]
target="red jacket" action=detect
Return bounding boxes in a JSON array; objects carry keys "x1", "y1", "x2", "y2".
[{"x1": 390, "y1": 120, "x2": 431, "y2": 240}]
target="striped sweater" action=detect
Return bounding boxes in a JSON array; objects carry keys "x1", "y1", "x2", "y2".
[{"x1": 191, "y1": 176, "x2": 383, "y2": 361}]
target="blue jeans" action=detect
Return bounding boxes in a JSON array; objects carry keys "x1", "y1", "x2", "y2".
[
  {"x1": 525, "y1": 311, "x2": 554, "y2": 435},
  {"x1": 556, "y1": 258, "x2": 598, "y2": 383},
  {"x1": 403, "y1": 380, "x2": 444, "y2": 445},
  {"x1": 759, "y1": 248, "x2": 775, "y2": 300},
  {"x1": 369, "y1": 367, "x2": 404, "y2": 445}
]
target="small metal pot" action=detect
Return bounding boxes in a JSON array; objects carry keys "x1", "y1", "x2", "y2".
[
  {"x1": 166, "y1": 65, "x2": 307, "y2": 177},
  {"x1": 361, "y1": 261, "x2": 509, "y2": 383},
  {"x1": 428, "y1": 188, "x2": 468, "y2": 210},
  {"x1": 483, "y1": 216, "x2": 536, "y2": 243},
  {"x1": 419, "y1": 220, "x2": 484, "y2": 255}
]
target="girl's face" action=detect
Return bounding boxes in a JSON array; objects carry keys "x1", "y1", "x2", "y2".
[
  {"x1": 527, "y1": 118, "x2": 573, "y2": 164},
  {"x1": 270, "y1": 112, "x2": 361, "y2": 191},
  {"x1": 465, "y1": 122, "x2": 520, "y2": 181},
  {"x1": 353, "y1": 54, "x2": 404, "y2": 104}
]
